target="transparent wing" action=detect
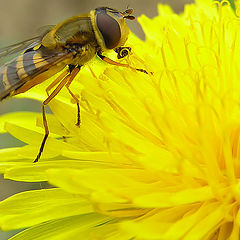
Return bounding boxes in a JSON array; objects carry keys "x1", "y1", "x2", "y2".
[
  {"x1": 0, "y1": 15, "x2": 91, "y2": 61},
  {"x1": 36, "y1": 25, "x2": 55, "y2": 36},
  {"x1": 0, "y1": 16, "x2": 90, "y2": 99},
  {"x1": 0, "y1": 49, "x2": 74, "y2": 100},
  {"x1": 0, "y1": 24, "x2": 56, "y2": 61},
  {"x1": 0, "y1": 36, "x2": 41, "y2": 59},
  {"x1": 53, "y1": 16, "x2": 91, "y2": 44}
]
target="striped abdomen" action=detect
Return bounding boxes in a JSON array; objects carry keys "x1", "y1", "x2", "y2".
[{"x1": 0, "y1": 47, "x2": 70, "y2": 101}]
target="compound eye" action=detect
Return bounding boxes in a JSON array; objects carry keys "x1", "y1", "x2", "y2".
[{"x1": 96, "y1": 12, "x2": 121, "y2": 49}]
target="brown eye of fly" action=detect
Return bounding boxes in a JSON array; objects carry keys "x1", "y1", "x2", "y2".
[{"x1": 96, "y1": 10, "x2": 121, "y2": 49}]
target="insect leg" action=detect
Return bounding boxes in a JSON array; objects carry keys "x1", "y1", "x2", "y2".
[
  {"x1": 65, "y1": 65, "x2": 81, "y2": 127},
  {"x1": 114, "y1": 47, "x2": 131, "y2": 59},
  {"x1": 34, "y1": 74, "x2": 70, "y2": 163},
  {"x1": 97, "y1": 52, "x2": 150, "y2": 74},
  {"x1": 45, "y1": 70, "x2": 69, "y2": 96}
]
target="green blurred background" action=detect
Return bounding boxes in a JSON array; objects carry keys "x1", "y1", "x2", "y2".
[{"x1": 0, "y1": 0, "x2": 192, "y2": 239}]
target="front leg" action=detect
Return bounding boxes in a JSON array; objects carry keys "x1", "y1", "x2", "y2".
[
  {"x1": 114, "y1": 47, "x2": 131, "y2": 59},
  {"x1": 97, "y1": 51, "x2": 149, "y2": 75}
]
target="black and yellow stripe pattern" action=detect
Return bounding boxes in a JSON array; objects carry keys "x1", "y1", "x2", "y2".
[{"x1": 0, "y1": 47, "x2": 57, "y2": 101}]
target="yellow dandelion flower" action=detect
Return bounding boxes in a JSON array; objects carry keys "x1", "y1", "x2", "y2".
[{"x1": 0, "y1": 0, "x2": 240, "y2": 239}]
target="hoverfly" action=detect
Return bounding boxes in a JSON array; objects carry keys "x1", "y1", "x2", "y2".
[{"x1": 0, "y1": 7, "x2": 148, "y2": 162}]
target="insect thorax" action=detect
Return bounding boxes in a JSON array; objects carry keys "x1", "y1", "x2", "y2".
[{"x1": 69, "y1": 43, "x2": 97, "y2": 66}]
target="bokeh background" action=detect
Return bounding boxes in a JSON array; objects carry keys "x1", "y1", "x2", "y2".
[{"x1": 0, "y1": 0, "x2": 192, "y2": 239}]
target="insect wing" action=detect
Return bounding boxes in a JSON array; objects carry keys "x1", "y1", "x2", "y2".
[
  {"x1": 0, "y1": 23, "x2": 56, "y2": 62},
  {"x1": 53, "y1": 15, "x2": 92, "y2": 45},
  {"x1": 0, "y1": 36, "x2": 42, "y2": 60},
  {"x1": 0, "y1": 16, "x2": 92, "y2": 100},
  {"x1": 0, "y1": 48, "x2": 73, "y2": 100}
]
